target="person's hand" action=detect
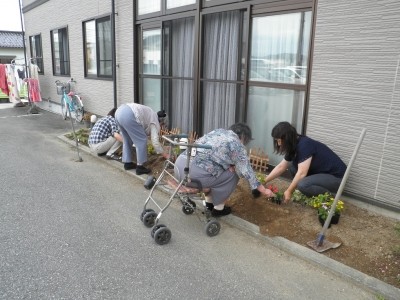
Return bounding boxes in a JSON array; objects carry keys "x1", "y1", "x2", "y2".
[
  {"x1": 283, "y1": 190, "x2": 293, "y2": 204},
  {"x1": 228, "y1": 165, "x2": 235, "y2": 172},
  {"x1": 257, "y1": 185, "x2": 275, "y2": 198}
]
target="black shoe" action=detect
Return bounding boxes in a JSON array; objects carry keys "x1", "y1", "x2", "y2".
[
  {"x1": 205, "y1": 202, "x2": 214, "y2": 210},
  {"x1": 136, "y1": 165, "x2": 151, "y2": 175},
  {"x1": 106, "y1": 154, "x2": 122, "y2": 161},
  {"x1": 124, "y1": 162, "x2": 137, "y2": 170},
  {"x1": 97, "y1": 152, "x2": 107, "y2": 157},
  {"x1": 211, "y1": 206, "x2": 231, "y2": 217}
]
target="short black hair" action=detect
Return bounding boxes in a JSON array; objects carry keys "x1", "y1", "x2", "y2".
[
  {"x1": 108, "y1": 108, "x2": 117, "y2": 117},
  {"x1": 229, "y1": 123, "x2": 253, "y2": 145}
]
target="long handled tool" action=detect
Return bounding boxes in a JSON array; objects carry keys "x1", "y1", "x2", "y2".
[
  {"x1": 307, "y1": 128, "x2": 366, "y2": 252},
  {"x1": 67, "y1": 106, "x2": 83, "y2": 162}
]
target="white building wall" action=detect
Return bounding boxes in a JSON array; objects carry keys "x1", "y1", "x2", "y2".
[
  {"x1": 309, "y1": 0, "x2": 400, "y2": 208},
  {"x1": 22, "y1": 0, "x2": 134, "y2": 117},
  {"x1": 114, "y1": 0, "x2": 134, "y2": 106},
  {"x1": 0, "y1": 48, "x2": 24, "y2": 59}
]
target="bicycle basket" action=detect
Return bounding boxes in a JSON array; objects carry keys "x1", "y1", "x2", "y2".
[{"x1": 56, "y1": 82, "x2": 70, "y2": 95}]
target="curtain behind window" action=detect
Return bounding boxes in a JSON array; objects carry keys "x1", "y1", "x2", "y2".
[
  {"x1": 170, "y1": 17, "x2": 195, "y2": 132},
  {"x1": 98, "y1": 19, "x2": 112, "y2": 76},
  {"x1": 202, "y1": 10, "x2": 241, "y2": 133}
]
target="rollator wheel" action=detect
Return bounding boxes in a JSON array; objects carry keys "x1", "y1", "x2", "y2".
[
  {"x1": 151, "y1": 224, "x2": 166, "y2": 238},
  {"x1": 204, "y1": 220, "x2": 221, "y2": 237},
  {"x1": 143, "y1": 211, "x2": 158, "y2": 228},
  {"x1": 154, "y1": 227, "x2": 172, "y2": 245},
  {"x1": 140, "y1": 209, "x2": 155, "y2": 222},
  {"x1": 182, "y1": 203, "x2": 194, "y2": 215}
]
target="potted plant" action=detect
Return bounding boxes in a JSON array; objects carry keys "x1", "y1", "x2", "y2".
[{"x1": 310, "y1": 192, "x2": 345, "y2": 227}]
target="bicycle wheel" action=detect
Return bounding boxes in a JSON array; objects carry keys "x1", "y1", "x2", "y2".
[
  {"x1": 71, "y1": 95, "x2": 84, "y2": 123},
  {"x1": 60, "y1": 96, "x2": 68, "y2": 120}
]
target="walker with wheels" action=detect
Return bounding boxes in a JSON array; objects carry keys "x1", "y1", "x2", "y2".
[{"x1": 140, "y1": 134, "x2": 221, "y2": 245}]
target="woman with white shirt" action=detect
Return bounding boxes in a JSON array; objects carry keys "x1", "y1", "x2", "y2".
[{"x1": 115, "y1": 103, "x2": 166, "y2": 175}]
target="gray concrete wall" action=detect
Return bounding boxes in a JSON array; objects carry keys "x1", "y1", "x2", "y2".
[{"x1": 309, "y1": 0, "x2": 400, "y2": 208}]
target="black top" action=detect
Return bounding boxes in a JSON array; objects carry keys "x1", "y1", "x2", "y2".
[{"x1": 285, "y1": 136, "x2": 346, "y2": 178}]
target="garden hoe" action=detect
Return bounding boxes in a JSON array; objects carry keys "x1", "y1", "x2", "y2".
[
  {"x1": 307, "y1": 128, "x2": 366, "y2": 253},
  {"x1": 67, "y1": 107, "x2": 83, "y2": 162}
]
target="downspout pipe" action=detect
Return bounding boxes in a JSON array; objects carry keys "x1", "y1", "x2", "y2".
[
  {"x1": 111, "y1": 0, "x2": 117, "y2": 108},
  {"x1": 17, "y1": 0, "x2": 35, "y2": 111}
]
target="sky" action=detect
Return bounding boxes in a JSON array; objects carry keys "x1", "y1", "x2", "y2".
[{"x1": 0, "y1": 0, "x2": 23, "y2": 31}]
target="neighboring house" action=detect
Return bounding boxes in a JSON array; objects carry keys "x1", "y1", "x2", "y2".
[
  {"x1": 0, "y1": 30, "x2": 24, "y2": 64},
  {"x1": 21, "y1": 0, "x2": 400, "y2": 211}
]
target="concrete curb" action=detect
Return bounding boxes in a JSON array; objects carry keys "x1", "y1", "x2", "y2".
[{"x1": 58, "y1": 134, "x2": 400, "y2": 300}]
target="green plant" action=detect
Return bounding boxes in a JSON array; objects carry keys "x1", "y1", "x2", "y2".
[
  {"x1": 291, "y1": 189, "x2": 310, "y2": 205},
  {"x1": 255, "y1": 172, "x2": 266, "y2": 184},
  {"x1": 65, "y1": 128, "x2": 90, "y2": 146},
  {"x1": 147, "y1": 143, "x2": 156, "y2": 155},
  {"x1": 310, "y1": 192, "x2": 345, "y2": 220}
]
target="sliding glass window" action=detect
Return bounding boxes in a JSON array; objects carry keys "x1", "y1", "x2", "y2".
[
  {"x1": 247, "y1": 11, "x2": 312, "y2": 165},
  {"x1": 83, "y1": 16, "x2": 112, "y2": 78},
  {"x1": 29, "y1": 34, "x2": 44, "y2": 74},
  {"x1": 50, "y1": 27, "x2": 70, "y2": 76},
  {"x1": 201, "y1": 10, "x2": 244, "y2": 133},
  {"x1": 140, "y1": 17, "x2": 195, "y2": 132}
]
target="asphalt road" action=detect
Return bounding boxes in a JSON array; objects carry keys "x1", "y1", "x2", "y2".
[{"x1": 0, "y1": 104, "x2": 377, "y2": 300}]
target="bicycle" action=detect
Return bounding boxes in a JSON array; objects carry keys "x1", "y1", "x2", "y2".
[{"x1": 55, "y1": 78, "x2": 84, "y2": 122}]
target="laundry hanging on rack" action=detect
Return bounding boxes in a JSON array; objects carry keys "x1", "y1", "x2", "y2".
[
  {"x1": 25, "y1": 78, "x2": 42, "y2": 102},
  {"x1": 0, "y1": 64, "x2": 9, "y2": 96},
  {"x1": 5, "y1": 64, "x2": 20, "y2": 102}
]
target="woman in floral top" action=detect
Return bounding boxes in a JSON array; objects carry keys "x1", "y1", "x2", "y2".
[{"x1": 174, "y1": 123, "x2": 275, "y2": 217}]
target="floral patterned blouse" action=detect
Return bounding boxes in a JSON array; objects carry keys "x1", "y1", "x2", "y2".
[{"x1": 182, "y1": 128, "x2": 260, "y2": 190}]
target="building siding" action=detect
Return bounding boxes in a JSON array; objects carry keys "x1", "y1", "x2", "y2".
[
  {"x1": 309, "y1": 0, "x2": 400, "y2": 208},
  {"x1": 24, "y1": 0, "x2": 115, "y2": 115}
]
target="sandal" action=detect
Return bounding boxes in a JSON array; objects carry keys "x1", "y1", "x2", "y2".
[{"x1": 106, "y1": 154, "x2": 122, "y2": 161}]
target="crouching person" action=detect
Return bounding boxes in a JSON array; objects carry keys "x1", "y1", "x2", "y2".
[
  {"x1": 174, "y1": 123, "x2": 275, "y2": 217},
  {"x1": 88, "y1": 108, "x2": 123, "y2": 160}
]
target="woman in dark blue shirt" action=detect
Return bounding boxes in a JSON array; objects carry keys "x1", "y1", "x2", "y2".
[{"x1": 265, "y1": 122, "x2": 346, "y2": 203}]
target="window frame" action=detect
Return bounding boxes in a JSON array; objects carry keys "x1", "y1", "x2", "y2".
[
  {"x1": 134, "y1": 0, "x2": 314, "y2": 137},
  {"x1": 83, "y1": 15, "x2": 113, "y2": 79},
  {"x1": 29, "y1": 34, "x2": 44, "y2": 75},
  {"x1": 50, "y1": 26, "x2": 70, "y2": 76},
  {"x1": 136, "y1": 0, "x2": 197, "y2": 20}
]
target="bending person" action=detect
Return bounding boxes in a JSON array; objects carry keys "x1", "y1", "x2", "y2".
[
  {"x1": 88, "y1": 108, "x2": 123, "y2": 160},
  {"x1": 115, "y1": 103, "x2": 166, "y2": 175},
  {"x1": 265, "y1": 121, "x2": 347, "y2": 204},
  {"x1": 174, "y1": 123, "x2": 275, "y2": 217}
]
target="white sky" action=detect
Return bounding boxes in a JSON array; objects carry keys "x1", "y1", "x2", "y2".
[{"x1": 0, "y1": 0, "x2": 23, "y2": 31}]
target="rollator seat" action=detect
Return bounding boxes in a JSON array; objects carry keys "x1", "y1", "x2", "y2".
[{"x1": 166, "y1": 178, "x2": 209, "y2": 194}]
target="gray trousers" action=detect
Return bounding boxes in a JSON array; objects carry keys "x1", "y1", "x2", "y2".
[
  {"x1": 174, "y1": 155, "x2": 239, "y2": 205},
  {"x1": 115, "y1": 104, "x2": 148, "y2": 165},
  {"x1": 289, "y1": 164, "x2": 342, "y2": 197}
]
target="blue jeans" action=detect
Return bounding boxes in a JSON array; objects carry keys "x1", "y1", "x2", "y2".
[{"x1": 289, "y1": 164, "x2": 342, "y2": 197}]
